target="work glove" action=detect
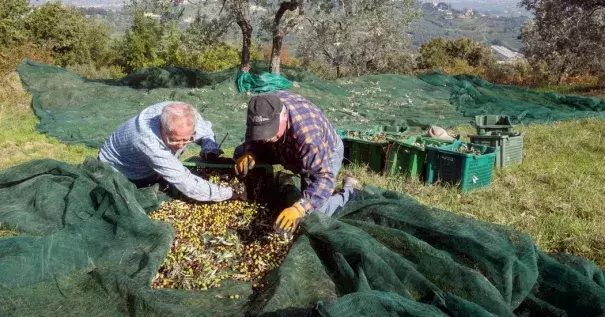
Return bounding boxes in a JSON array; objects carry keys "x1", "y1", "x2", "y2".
[
  {"x1": 234, "y1": 153, "x2": 256, "y2": 177},
  {"x1": 200, "y1": 148, "x2": 224, "y2": 162},
  {"x1": 275, "y1": 202, "x2": 306, "y2": 233}
]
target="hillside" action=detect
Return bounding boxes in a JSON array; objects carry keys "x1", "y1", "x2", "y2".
[
  {"x1": 30, "y1": 0, "x2": 122, "y2": 8},
  {"x1": 79, "y1": 5, "x2": 528, "y2": 53},
  {"x1": 410, "y1": 10, "x2": 528, "y2": 50}
]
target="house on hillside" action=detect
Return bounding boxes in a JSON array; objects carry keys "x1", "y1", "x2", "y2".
[
  {"x1": 143, "y1": 12, "x2": 161, "y2": 19},
  {"x1": 250, "y1": 4, "x2": 267, "y2": 12},
  {"x1": 422, "y1": 2, "x2": 438, "y2": 12},
  {"x1": 458, "y1": 8, "x2": 474, "y2": 19},
  {"x1": 491, "y1": 45, "x2": 524, "y2": 62},
  {"x1": 436, "y1": 3, "x2": 450, "y2": 11}
]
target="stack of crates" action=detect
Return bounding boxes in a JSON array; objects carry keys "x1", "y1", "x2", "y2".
[{"x1": 470, "y1": 115, "x2": 524, "y2": 168}]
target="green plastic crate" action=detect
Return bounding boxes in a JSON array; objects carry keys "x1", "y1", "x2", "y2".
[
  {"x1": 182, "y1": 156, "x2": 276, "y2": 204},
  {"x1": 336, "y1": 125, "x2": 408, "y2": 138},
  {"x1": 474, "y1": 115, "x2": 514, "y2": 135},
  {"x1": 373, "y1": 125, "x2": 408, "y2": 134},
  {"x1": 337, "y1": 127, "x2": 407, "y2": 173},
  {"x1": 426, "y1": 141, "x2": 498, "y2": 192},
  {"x1": 344, "y1": 137, "x2": 388, "y2": 173},
  {"x1": 385, "y1": 136, "x2": 454, "y2": 178},
  {"x1": 469, "y1": 132, "x2": 524, "y2": 168},
  {"x1": 182, "y1": 156, "x2": 273, "y2": 174}
]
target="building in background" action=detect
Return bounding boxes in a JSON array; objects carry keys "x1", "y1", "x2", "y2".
[{"x1": 491, "y1": 45, "x2": 524, "y2": 63}]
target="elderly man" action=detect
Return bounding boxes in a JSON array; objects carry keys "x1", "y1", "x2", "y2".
[
  {"x1": 99, "y1": 101, "x2": 239, "y2": 202},
  {"x1": 234, "y1": 91, "x2": 358, "y2": 232}
]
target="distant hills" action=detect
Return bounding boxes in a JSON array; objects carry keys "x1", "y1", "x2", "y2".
[
  {"x1": 411, "y1": 3, "x2": 528, "y2": 50},
  {"x1": 40, "y1": 0, "x2": 528, "y2": 52},
  {"x1": 419, "y1": 0, "x2": 531, "y2": 17},
  {"x1": 29, "y1": 0, "x2": 122, "y2": 8}
]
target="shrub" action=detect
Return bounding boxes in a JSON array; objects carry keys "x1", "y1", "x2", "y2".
[
  {"x1": 484, "y1": 60, "x2": 550, "y2": 86},
  {"x1": 0, "y1": 42, "x2": 54, "y2": 75},
  {"x1": 442, "y1": 59, "x2": 484, "y2": 76},
  {"x1": 66, "y1": 63, "x2": 125, "y2": 79},
  {"x1": 24, "y1": 3, "x2": 112, "y2": 67},
  {"x1": 193, "y1": 44, "x2": 240, "y2": 72}
]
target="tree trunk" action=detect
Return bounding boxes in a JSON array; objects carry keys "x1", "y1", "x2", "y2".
[
  {"x1": 336, "y1": 65, "x2": 341, "y2": 78},
  {"x1": 557, "y1": 57, "x2": 569, "y2": 85},
  {"x1": 270, "y1": 32, "x2": 284, "y2": 74},
  {"x1": 237, "y1": 19, "x2": 252, "y2": 70},
  {"x1": 270, "y1": 1, "x2": 301, "y2": 74}
]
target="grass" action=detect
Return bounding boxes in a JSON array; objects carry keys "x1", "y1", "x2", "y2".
[
  {"x1": 533, "y1": 84, "x2": 605, "y2": 97},
  {"x1": 0, "y1": 72, "x2": 98, "y2": 170},
  {"x1": 1, "y1": 69, "x2": 604, "y2": 267}
]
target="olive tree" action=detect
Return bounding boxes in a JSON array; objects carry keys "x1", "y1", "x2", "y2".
[
  {"x1": 520, "y1": 0, "x2": 605, "y2": 83},
  {"x1": 297, "y1": 0, "x2": 420, "y2": 77}
]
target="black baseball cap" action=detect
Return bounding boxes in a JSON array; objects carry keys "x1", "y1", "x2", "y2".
[{"x1": 245, "y1": 94, "x2": 282, "y2": 141}]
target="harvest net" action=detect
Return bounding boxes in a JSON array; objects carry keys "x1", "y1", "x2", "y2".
[{"x1": 0, "y1": 158, "x2": 603, "y2": 316}]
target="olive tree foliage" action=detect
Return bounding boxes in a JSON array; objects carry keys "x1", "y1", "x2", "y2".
[
  {"x1": 115, "y1": 11, "x2": 167, "y2": 72},
  {"x1": 520, "y1": 0, "x2": 605, "y2": 83},
  {"x1": 418, "y1": 37, "x2": 494, "y2": 70},
  {"x1": 296, "y1": 0, "x2": 421, "y2": 78},
  {"x1": 0, "y1": 0, "x2": 29, "y2": 48},
  {"x1": 184, "y1": 8, "x2": 233, "y2": 52}
]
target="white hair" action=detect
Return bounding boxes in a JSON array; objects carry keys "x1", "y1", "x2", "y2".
[{"x1": 160, "y1": 103, "x2": 198, "y2": 133}]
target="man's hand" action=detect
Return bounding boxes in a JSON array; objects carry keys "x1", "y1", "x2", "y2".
[
  {"x1": 275, "y1": 202, "x2": 306, "y2": 232},
  {"x1": 235, "y1": 153, "x2": 255, "y2": 177},
  {"x1": 201, "y1": 148, "x2": 224, "y2": 162},
  {"x1": 228, "y1": 185, "x2": 247, "y2": 201}
]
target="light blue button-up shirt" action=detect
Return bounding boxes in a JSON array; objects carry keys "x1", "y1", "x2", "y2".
[{"x1": 99, "y1": 101, "x2": 232, "y2": 201}]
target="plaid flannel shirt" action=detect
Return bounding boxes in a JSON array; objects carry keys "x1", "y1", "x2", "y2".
[
  {"x1": 246, "y1": 91, "x2": 339, "y2": 212},
  {"x1": 98, "y1": 101, "x2": 232, "y2": 202}
]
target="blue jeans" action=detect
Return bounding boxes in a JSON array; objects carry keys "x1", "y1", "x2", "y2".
[{"x1": 235, "y1": 138, "x2": 355, "y2": 217}]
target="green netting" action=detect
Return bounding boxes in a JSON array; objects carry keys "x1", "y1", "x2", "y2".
[
  {"x1": 0, "y1": 158, "x2": 604, "y2": 316},
  {"x1": 236, "y1": 70, "x2": 293, "y2": 93},
  {"x1": 16, "y1": 59, "x2": 605, "y2": 150}
]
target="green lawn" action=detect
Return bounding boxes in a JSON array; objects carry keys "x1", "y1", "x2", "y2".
[
  {"x1": 1, "y1": 70, "x2": 604, "y2": 266},
  {"x1": 0, "y1": 72, "x2": 98, "y2": 169}
]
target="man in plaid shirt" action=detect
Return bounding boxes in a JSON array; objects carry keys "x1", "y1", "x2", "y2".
[{"x1": 234, "y1": 91, "x2": 358, "y2": 232}]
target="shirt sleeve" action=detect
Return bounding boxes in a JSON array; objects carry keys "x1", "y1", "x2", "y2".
[
  {"x1": 297, "y1": 141, "x2": 336, "y2": 212},
  {"x1": 194, "y1": 113, "x2": 219, "y2": 151},
  {"x1": 136, "y1": 141, "x2": 233, "y2": 202}
]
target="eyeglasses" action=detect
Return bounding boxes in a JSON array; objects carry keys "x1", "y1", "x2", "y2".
[{"x1": 165, "y1": 135, "x2": 195, "y2": 146}]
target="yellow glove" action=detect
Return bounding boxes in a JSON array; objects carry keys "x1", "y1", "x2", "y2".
[
  {"x1": 275, "y1": 202, "x2": 306, "y2": 232},
  {"x1": 235, "y1": 153, "x2": 255, "y2": 177}
]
